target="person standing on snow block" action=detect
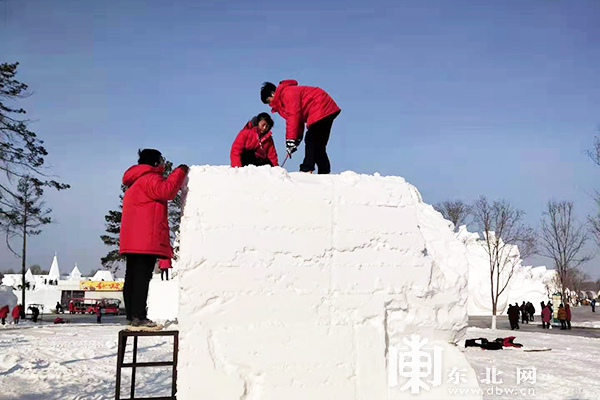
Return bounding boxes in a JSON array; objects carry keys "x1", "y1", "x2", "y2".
[
  {"x1": 159, "y1": 258, "x2": 172, "y2": 281},
  {"x1": 120, "y1": 149, "x2": 188, "y2": 331},
  {"x1": 261, "y1": 80, "x2": 340, "y2": 174},
  {"x1": 231, "y1": 113, "x2": 278, "y2": 168}
]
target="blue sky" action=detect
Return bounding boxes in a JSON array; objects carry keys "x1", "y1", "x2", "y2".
[{"x1": 1, "y1": 0, "x2": 599, "y2": 277}]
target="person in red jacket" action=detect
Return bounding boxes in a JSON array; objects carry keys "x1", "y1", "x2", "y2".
[
  {"x1": 11, "y1": 304, "x2": 21, "y2": 324},
  {"x1": 159, "y1": 258, "x2": 172, "y2": 281},
  {"x1": 231, "y1": 113, "x2": 278, "y2": 167},
  {"x1": 261, "y1": 80, "x2": 340, "y2": 174},
  {"x1": 0, "y1": 305, "x2": 9, "y2": 325},
  {"x1": 541, "y1": 304, "x2": 552, "y2": 329},
  {"x1": 119, "y1": 149, "x2": 188, "y2": 330}
]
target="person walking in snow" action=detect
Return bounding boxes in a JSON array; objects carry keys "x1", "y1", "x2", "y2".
[
  {"x1": 11, "y1": 304, "x2": 21, "y2": 324},
  {"x1": 541, "y1": 304, "x2": 552, "y2": 329},
  {"x1": 261, "y1": 80, "x2": 340, "y2": 174},
  {"x1": 96, "y1": 305, "x2": 102, "y2": 324},
  {"x1": 120, "y1": 149, "x2": 188, "y2": 331},
  {"x1": 565, "y1": 304, "x2": 572, "y2": 330},
  {"x1": 29, "y1": 306, "x2": 40, "y2": 323},
  {"x1": 159, "y1": 258, "x2": 172, "y2": 281},
  {"x1": 527, "y1": 302, "x2": 535, "y2": 321},
  {"x1": 592, "y1": 298, "x2": 596, "y2": 312},
  {"x1": 507, "y1": 304, "x2": 520, "y2": 330},
  {"x1": 520, "y1": 301, "x2": 528, "y2": 324},
  {"x1": 230, "y1": 113, "x2": 279, "y2": 168},
  {"x1": 0, "y1": 305, "x2": 8, "y2": 325},
  {"x1": 55, "y1": 302, "x2": 63, "y2": 314},
  {"x1": 557, "y1": 304, "x2": 567, "y2": 330}
]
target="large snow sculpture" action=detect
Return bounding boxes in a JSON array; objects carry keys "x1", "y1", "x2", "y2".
[
  {"x1": 177, "y1": 166, "x2": 480, "y2": 399},
  {"x1": 457, "y1": 226, "x2": 556, "y2": 315}
]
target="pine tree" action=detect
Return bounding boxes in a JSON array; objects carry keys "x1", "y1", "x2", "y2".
[
  {"x1": 0, "y1": 62, "x2": 69, "y2": 208},
  {"x1": 1, "y1": 62, "x2": 69, "y2": 312},
  {"x1": 2, "y1": 176, "x2": 54, "y2": 311},
  {"x1": 101, "y1": 161, "x2": 183, "y2": 272}
]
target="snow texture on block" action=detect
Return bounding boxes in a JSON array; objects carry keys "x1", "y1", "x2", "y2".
[{"x1": 177, "y1": 166, "x2": 479, "y2": 399}]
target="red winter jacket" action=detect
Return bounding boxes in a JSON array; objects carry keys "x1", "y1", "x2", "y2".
[
  {"x1": 0, "y1": 305, "x2": 8, "y2": 318},
  {"x1": 11, "y1": 305, "x2": 20, "y2": 319},
  {"x1": 565, "y1": 305, "x2": 571, "y2": 321},
  {"x1": 541, "y1": 306, "x2": 551, "y2": 323},
  {"x1": 230, "y1": 121, "x2": 279, "y2": 167},
  {"x1": 119, "y1": 164, "x2": 187, "y2": 259},
  {"x1": 159, "y1": 258, "x2": 172, "y2": 270},
  {"x1": 269, "y1": 80, "x2": 340, "y2": 141}
]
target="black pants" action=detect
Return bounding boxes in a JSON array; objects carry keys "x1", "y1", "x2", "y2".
[
  {"x1": 566, "y1": 320, "x2": 571, "y2": 329},
  {"x1": 542, "y1": 321, "x2": 548, "y2": 328},
  {"x1": 300, "y1": 111, "x2": 340, "y2": 174},
  {"x1": 560, "y1": 319, "x2": 566, "y2": 329},
  {"x1": 161, "y1": 269, "x2": 169, "y2": 281},
  {"x1": 521, "y1": 313, "x2": 528, "y2": 323},
  {"x1": 241, "y1": 151, "x2": 272, "y2": 167},
  {"x1": 1, "y1": 317, "x2": 4, "y2": 325},
  {"x1": 97, "y1": 314, "x2": 102, "y2": 324},
  {"x1": 124, "y1": 254, "x2": 157, "y2": 321},
  {"x1": 509, "y1": 319, "x2": 519, "y2": 330}
]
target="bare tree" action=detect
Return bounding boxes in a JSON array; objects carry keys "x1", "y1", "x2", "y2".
[
  {"x1": 472, "y1": 196, "x2": 536, "y2": 329},
  {"x1": 539, "y1": 201, "x2": 592, "y2": 305},
  {"x1": 568, "y1": 269, "x2": 590, "y2": 303},
  {"x1": 434, "y1": 200, "x2": 472, "y2": 232},
  {"x1": 589, "y1": 196, "x2": 600, "y2": 247},
  {"x1": 585, "y1": 135, "x2": 600, "y2": 167},
  {"x1": 586, "y1": 135, "x2": 600, "y2": 246}
]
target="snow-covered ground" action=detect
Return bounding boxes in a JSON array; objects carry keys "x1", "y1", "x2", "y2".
[
  {"x1": 0, "y1": 324, "x2": 598, "y2": 399},
  {"x1": 0, "y1": 323, "x2": 174, "y2": 400},
  {"x1": 463, "y1": 327, "x2": 600, "y2": 400}
]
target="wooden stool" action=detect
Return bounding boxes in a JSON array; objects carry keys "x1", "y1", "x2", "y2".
[{"x1": 115, "y1": 329, "x2": 179, "y2": 400}]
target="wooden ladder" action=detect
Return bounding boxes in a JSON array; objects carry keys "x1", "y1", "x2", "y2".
[{"x1": 115, "y1": 329, "x2": 179, "y2": 400}]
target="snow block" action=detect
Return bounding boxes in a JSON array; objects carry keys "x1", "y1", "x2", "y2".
[
  {"x1": 0, "y1": 285, "x2": 18, "y2": 311},
  {"x1": 177, "y1": 166, "x2": 480, "y2": 399}
]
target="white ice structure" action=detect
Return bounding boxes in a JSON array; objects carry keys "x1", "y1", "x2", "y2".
[
  {"x1": 456, "y1": 226, "x2": 556, "y2": 316},
  {"x1": 176, "y1": 166, "x2": 481, "y2": 400},
  {"x1": 48, "y1": 253, "x2": 61, "y2": 281},
  {"x1": 69, "y1": 264, "x2": 82, "y2": 280},
  {"x1": 91, "y1": 270, "x2": 113, "y2": 281}
]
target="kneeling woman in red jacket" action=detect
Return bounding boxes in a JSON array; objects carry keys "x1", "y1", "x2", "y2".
[{"x1": 230, "y1": 113, "x2": 278, "y2": 167}]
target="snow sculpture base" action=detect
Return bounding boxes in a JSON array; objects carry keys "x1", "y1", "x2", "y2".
[{"x1": 177, "y1": 166, "x2": 480, "y2": 400}]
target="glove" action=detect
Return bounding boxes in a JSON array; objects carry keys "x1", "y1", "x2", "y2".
[
  {"x1": 177, "y1": 164, "x2": 189, "y2": 174},
  {"x1": 286, "y1": 139, "x2": 299, "y2": 156}
]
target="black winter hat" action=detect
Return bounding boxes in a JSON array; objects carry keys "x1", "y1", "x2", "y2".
[{"x1": 138, "y1": 149, "x2": 162, "y2": 166}]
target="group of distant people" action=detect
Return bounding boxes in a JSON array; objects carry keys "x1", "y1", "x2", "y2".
[
  {"x1": 507, "y1": 300, "x2": 573, "y2": 330},
  {"x1": 0, "y1": 304, "x2": 23, "y2": 325},
  {"x1": 507, "y1": 301, "x2": 536, "y2": 330}
]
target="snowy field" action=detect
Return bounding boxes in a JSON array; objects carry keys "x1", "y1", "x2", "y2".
[{"x1": 0, "y1": 323, "x2": 598, "y2": 400}]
